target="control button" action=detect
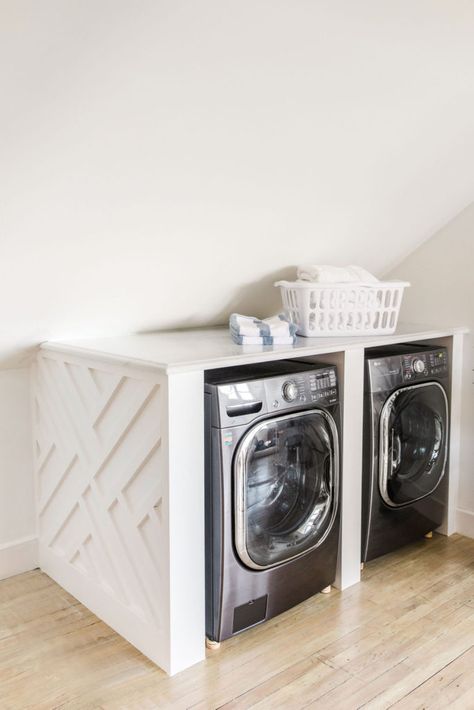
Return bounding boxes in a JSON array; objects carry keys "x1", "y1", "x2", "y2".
[
  {"x1": 272, "y1": 400, "x2": 279, "y2": 408},
  {"x1": 282, "y1": 381, "x2": 299, "y2": 402},
  {"x1": 412, "y1": 358, "x2": 426, "y2": 374}
]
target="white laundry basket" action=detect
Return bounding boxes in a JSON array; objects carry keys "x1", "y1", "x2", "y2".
[{"x1": 275, "y1": 280, "x2": 410, "y2": 337}]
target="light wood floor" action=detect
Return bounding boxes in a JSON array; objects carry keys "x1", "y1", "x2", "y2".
[{"x1": 1, "y1": 534, "x2": 474, "y2": 710}]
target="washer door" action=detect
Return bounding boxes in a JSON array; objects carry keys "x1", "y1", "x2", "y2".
[
  {"x1": 379, "y1": 382, "x2": 448, "y2": 508},
  {"x1": 234, "y1": 410, "x2": 339, "y2": 570}
]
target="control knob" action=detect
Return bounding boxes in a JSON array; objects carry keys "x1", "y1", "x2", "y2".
[
  {"x1": 412, "y1": 358, "x2": 426, "y2": 374},
  {"x1": 282, "y1": 381, "x2": 299, "y2": 402}
]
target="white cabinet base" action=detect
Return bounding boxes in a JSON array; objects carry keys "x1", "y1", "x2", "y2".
[
  {"x1": 33, "y1": 325, "x2": 466, "y2": 675},
  {"x1": 33, "y1": 351, "x2": 205, "y2": 675}
]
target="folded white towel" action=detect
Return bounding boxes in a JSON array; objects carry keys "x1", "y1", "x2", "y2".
[{"x1": 297, "y1": 264, "x2": 378, "y2": 284}]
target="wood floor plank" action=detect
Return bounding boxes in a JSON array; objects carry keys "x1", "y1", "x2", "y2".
[
  {"x1": 390, "y1": 645, "x2": 474, "y2": 709},
  {"x1": 242, "y1": 657, "x2": 352, "y2": 709},
  {"x1": 303, "y1": 660, "x2": 413, "y2": 709},
  {"x1": 359, "y1": 611, "x2": 474, "y2": 709},
  {"x1": 219, "y1": 657, "x2": 322, "y2": 709},
  {"x1": 0, "y1": 534, "x2": 473, "y2": 710}
]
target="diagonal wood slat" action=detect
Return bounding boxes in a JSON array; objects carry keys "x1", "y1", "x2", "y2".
[{"x1": 34, "y1": 353, "x2": 168, "y2": 658}]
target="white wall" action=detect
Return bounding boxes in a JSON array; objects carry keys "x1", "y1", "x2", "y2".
[
  {"x1": 1, "y1": 1, "x2": 474, "y2": 573},
  {"x1": 2, "y1": 0, "x2": 474, "y2": 367},
  {"x1": 387, "y1": 202, "x2": 474, "y2": 536},
  {"x1": 0, "y1": 368, "x2": 37, "y2": 579}
]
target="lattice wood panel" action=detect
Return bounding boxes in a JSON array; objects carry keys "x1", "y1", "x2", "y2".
[{"x1": 33, "y1": 352, "x2": 170, "y2": 669}]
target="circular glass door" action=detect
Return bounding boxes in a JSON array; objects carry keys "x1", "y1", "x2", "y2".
[
  {"x1": 379, "y1": 382, "x2": 448, "y2": 507},
  {"x1": 234, "y1": 410, "x2": 339, "y2": 570}
]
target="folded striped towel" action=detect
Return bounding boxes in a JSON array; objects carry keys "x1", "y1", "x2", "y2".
[
  {"x1": 231, "y1": 333, "x2": 296, "y2": 345},
  {"x1": 230, "y1": 313, "x2": 297, "y2": 337},
  {"x1": 229, "y1": 313, "x2": 297, "y2": 346}
]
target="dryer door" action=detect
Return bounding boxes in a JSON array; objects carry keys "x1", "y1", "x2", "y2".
[
  {"x1": 379, "y1": 382, "x2": 449, "y2": 507},
  {"x1": 234, "y1": 410, "x2": 339, "y2": 570}
]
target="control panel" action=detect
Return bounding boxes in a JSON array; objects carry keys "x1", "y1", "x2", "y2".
[
  {"x1": 264, "y1": 366, "x2": 338, "y2": 411},
  {"x1": 208, "y1": 361, "x2": 339, "y2": 427},
  {"x1": 276, "y1": 367, "x2": 338, "y2": 407},
  {"x1": 368, "y1": 346, "x2": 449, "y2": 393},
  {"x1": 402, "y1": 349, "x2": 448, "y2": 382},
  {"x1": 308, "y1": 368, "x2": 338, "y2": 404}
]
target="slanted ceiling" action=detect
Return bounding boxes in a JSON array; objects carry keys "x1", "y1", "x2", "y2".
[{"x1": 2, "y1": 0, "x2": 474, "y2": 366}]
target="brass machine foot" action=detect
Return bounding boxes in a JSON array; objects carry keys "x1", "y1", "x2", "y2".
[
  {"x1": 360, "y1": 562, "x2": 365, "y2": 571},
  {"x1": 321, "y1": 585, "x2": 332, "y2": 594},
  {"x1": 206, "y1": 638, "x2": 221, "y2": 650},
  {"x1": 424, "y1": 531, "x2": 433, "y2": 539}
]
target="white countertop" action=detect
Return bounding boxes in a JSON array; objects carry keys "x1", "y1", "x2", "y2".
[{"x1": 40, "y1": 323, "x2": 468, "y2": 374}]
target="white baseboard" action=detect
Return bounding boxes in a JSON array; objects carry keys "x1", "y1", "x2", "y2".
[
  {"x1": 0, "y1": 535, "x2": 38, "y2": 581},
  {"x1": 456, "y1": 508, "x2": 474, "y2": 540}
]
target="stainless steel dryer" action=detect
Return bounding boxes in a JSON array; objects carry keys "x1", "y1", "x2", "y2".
[
  {"x1": 362, "y1": 344, "x2": 449, "y2": 563},
  {"x1": 205, "y1": 360, "x2": 341, "y2": 643}
]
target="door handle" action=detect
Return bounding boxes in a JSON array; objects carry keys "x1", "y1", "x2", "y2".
[
  {"x1": 390, "y1": 429, "x2": 402, "y2": 475},
  {"x1": 426, "y1": 416, "x2": 442, "y2": 472}
]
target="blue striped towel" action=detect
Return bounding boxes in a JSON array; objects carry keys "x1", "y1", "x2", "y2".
[{"x1": 229, "y1": 313, "x2": 297, "y2": 345}]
